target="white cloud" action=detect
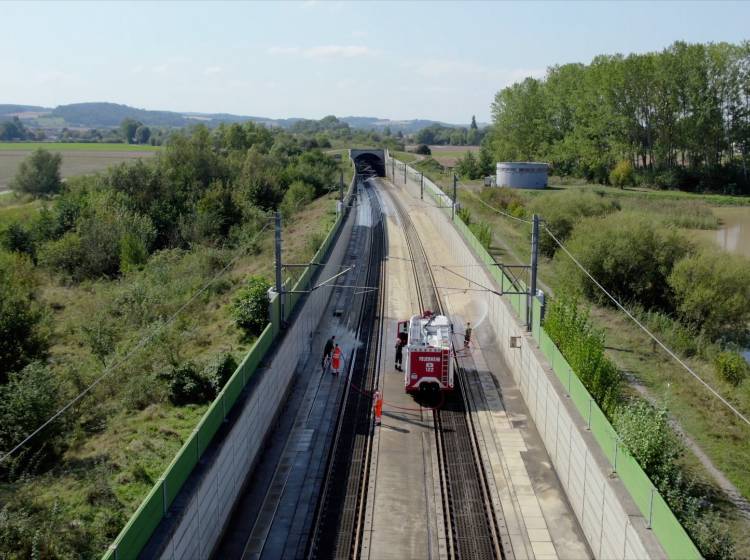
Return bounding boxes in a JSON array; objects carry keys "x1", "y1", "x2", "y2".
[
  {"x1": 204, "y1": 66, "x2": 222, "y2": 75},
  {"x1": 351, "y1": 30, "x2": 368, "y2": 38},
  {"x1": 268, "y1": 45, "x2": 378, "y2": 59},
  {"x1": 151, "y1": 64, "x2": 168, "y2": 74}
]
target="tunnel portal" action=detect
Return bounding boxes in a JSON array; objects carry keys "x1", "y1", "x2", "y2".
[{"x1": 350, "y1": 149, "x2": 386, "y2": 177}]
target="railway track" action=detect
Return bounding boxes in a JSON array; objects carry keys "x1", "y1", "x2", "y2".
[
  {"x1": 388, "y1": 179, "x2": 507, "y2": 560},
  {"x1": 306, "y1": 182, "x2": 386, "y2": 559}
]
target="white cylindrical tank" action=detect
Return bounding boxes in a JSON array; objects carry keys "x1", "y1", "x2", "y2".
[{"x1": 496, "y1": 162, "x2": 548, "y2": 189}]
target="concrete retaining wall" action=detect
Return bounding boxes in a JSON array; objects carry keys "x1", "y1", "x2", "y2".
[{"x1": 151, "y1": 192, "x2": 357, "y2": 559}]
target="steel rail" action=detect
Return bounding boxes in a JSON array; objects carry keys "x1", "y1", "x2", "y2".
[{"x1": 387, "y1": 178, "x2": 506, "y2": 560}]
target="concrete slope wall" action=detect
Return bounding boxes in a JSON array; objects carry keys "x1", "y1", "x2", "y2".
[
  {"x1": 153, "y1": 201, "x2": 356, "y2": 559},
  {"x1": 391, "y1": 158, "x2": 668, "y2": 559}
]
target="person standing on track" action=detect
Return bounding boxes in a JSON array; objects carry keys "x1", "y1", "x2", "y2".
[
  {"x1": 322, "y1": 335, "x2": 335, "y2": 371},
  {"x1": 395, "y1": 336, "x2": 405, "y2": 371},
  {"x1": 464, "y1": 322, "x2": 472, "y2": 348},
  {"x1": 331, "y1": 343, "x2": 343, "y2": 375}
]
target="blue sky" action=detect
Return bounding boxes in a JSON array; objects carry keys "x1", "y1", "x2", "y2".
[{"x1": 2, "y1": 1, "x2": 748, "y2": 123}]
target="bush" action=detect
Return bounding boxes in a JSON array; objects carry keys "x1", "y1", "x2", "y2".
[
  {"x1": 457, "y1": 206, "x2": 472, "y2": 225},
  {"x1": 558, "y1": 212, "x2": 691, "y2": 310},
  {"x1": 529, "y1": 191, "x2": 619, "y2": 257},
  {"x1": 37, "y1": 232, "x2": 86, "y2": 282},
  {"x1": 614, "y1": 401, "x2": 683, "y2": 485},
  {"x1": 0, "y1": 251, "x2": 47, "y2": 378},
  {"x1": 714, "y1": 352, "x2": 749, "y2": 387},
  {"x1": 10, "y1": 149, "x2": 62, "y2": 197},
  {"x1": 202, "y1": 352, "x2": 238, "y2": 396},
  {"x1": 163, "y1": 352, "x2": 238, "y2": 405},
  {"x1": 609, "y1": 160, "x2": 634, "y2": 189},
  {"x1": 469, "y1": 221, "x2": 492, "y2": 248},
  {"x1": 231, "y1": 276, "x2": 271, "y2": 337},
  {"x1": 280, "y1": 180, "x2": 315, "y2": 219},
  {"x1": 414, "y1": 144, "x2": 431, "y2": 155},
  {"x1": 668, "y1": 251, "x2": 750, "y2": 342},
  {"x1": 163, "y1": 362, "x2": 212, "y2": 405},
  {"x1": 0, "y1": 222, "x2": 35, "y2": 258},
  {"x1": 0, "y1": 363, "x2": 64, "y2": 479},
  {"x1": 543, "y1": 295, "x2": 622, "y2": 413}
]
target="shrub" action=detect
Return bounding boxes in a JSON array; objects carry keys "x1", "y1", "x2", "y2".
[
  {"x1": 0, "y1": 222, "x2": 35, "y2": 258},
  {"x1": 280, "y1": 180, "x2": 315, "y2": 219},
  {"x1": 457, "y1": 206, "x2": 472, "y2": 225},
  {"x1": 543, "y1": 295, "x2": 622, "y2": 413},
  {"x1": 10, "y1": 149, "x2": 62, "y2": 197},
  {"x1": 557, "y1": 212, "x2": 691, "y2": 310},
  {"x1": 0, "y1": 251, "x2": 47, "y2": 378},
  {"x1": 414, "y1": 144, "x2": 431, "y2": 155},
  {"x1": 163, "y1": 362, "x2": 212, "y2": 405},
  {"x1": 0, "y1": 363, "x2": 64, "y2": 479},
  {"x1": 37, "y1": 232, "x2": 86, "y2": 282},
  {"x1": 614, "y1": 401, "x2": 683, "y2": 485},
  {"x1": 307, "y1": 232, "x2": 325, "y2": 256},
  {"x1": 714, "y1": 352, "x2": 749, "y2": 387},
  {"x1": 470, "y1": 221, "x2": 492, "y2": 248},
  {"x1": 609, "y1": 160, "x2": 634, "y2": 189},
  {"x1": 202, "y1": 352, "x2": 238, "y2": 396},
  {"x1": 529, "y1": 190, "x2": 619, "y2": 257},
  {"x1": 231, "y1": 276, "x2": 272, "y2": 337},
  {"x1": 668, "y1": 251, "x2": 750, "y2": 342}
]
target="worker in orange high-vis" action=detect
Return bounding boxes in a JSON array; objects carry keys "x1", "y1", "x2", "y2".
[{"x1": 331, "y1": 343, "x2": 343, "y2": 376}]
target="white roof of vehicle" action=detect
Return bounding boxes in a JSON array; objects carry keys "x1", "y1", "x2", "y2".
[{"x1": 408, "y1": 314, "x2": 451, "y2": 349}]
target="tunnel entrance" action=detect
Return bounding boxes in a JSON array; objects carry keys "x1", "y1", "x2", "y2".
[{"x1": 350, "y1": 149, "x2": 385, "y2": 177}]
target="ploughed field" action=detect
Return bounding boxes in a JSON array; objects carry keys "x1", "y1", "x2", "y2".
[{"x1": 0, "y1": 143, "x2": 158, "y2": 191}]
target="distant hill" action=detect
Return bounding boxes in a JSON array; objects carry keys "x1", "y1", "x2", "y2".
[
  {"x1": 1, "y1": 102, "x2": 470, "y2": 132},
  {"x1": 0, "y1": 104, "x2": 48, "y2": 116}
]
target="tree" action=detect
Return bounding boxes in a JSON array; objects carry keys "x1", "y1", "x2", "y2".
[
  {"x1": 134, "y1": 125, "x2": 151, "y2": 145},
  {"x1": 10, "y1": 149, "x2": 62, "y2": 197},
  {"x1": 470, "y1": 115, "x2": 478, "y2": 130},
  {"x1": 231, "y1": 276, "x2": 271, "y2": 337},
  {"x1": 610, "y1": 160, "x2": 634, "y2": 188},
  {"x1": 120, "y1": 118, "x2": 141, "y2": 144},
  {"x1": 0, "y1": 117, "x2": 28, "y2": 141},
  {"x1": 668, "y1": 251, "x2": 750, "y2": 341}
]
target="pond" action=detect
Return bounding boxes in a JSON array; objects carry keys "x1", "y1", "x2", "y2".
[{"x1": 692, "y1": 206, "x2": 750, "y2": 258}]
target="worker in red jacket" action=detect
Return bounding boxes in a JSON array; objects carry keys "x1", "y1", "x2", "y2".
[{"x1": 331, "y1": 344, "x2": 343, "y2": 375}]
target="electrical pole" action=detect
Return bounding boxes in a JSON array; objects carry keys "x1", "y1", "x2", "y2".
[
  {"x1": 452, "y1": 173, "x2": 457, "y2": 220},
  {"x1": 420, "y1": 172, "x2": 424, "y2": 200},
  {"x1": 274, "y1": 211, "x2": 283, "y2": 327},
  {"x1": 339, "y1": 170, "x2": 344, "y2": 203},
  {"x1": 404, "y1": 162, "x2": 407, "y2": 183},
  {"x1": 527, "y1": 214, "x2": 539, "y2": 331}
]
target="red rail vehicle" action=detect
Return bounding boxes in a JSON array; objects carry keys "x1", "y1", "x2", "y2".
[{"x1": 398, "y1": 311, "x2": 454, "y2": 393}]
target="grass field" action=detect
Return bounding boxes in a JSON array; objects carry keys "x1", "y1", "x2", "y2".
[
  {"x1": 0, "y1": 142, "x2": 160, "y2": 152},
  {"x1": 0, "y1": 144, "x2": 158, "y2": 191},
  {"x1": 425, "y1": 145, "x2": 479, "y2": 167}
]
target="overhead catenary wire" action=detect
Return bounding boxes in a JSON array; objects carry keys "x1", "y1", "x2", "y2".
[
  {"x1": 544, "y1": 225, "x2": 750, "y2": 429},
  {"x1": 0, "y1": 221, "x2": 275, "y2": 465}
]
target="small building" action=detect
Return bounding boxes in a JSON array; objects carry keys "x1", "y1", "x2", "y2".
[{"x1": 496, "y1": 162, "x2": 548, "y2": 189}]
